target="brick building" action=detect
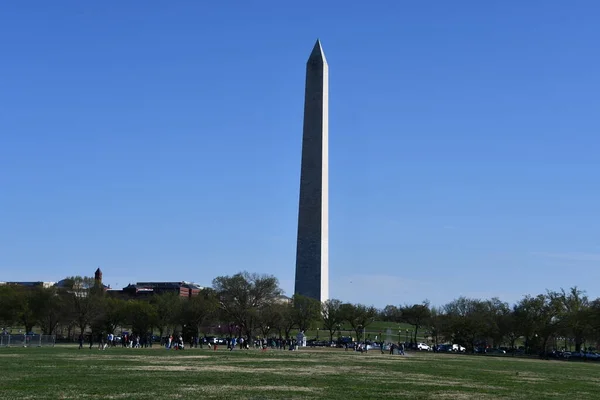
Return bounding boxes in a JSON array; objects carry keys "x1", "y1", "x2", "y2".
[{"x1": 117, "y1": 281, "x2": 204, "y2": 299}]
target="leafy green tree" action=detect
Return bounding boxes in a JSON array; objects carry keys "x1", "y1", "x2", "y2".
[
  {"x1": 498, "y1": 306, "x2": 520, "y2": 352},
  {"x1": 401, "y1": 301, "x2": 431, "y2": 344},
  {"x1": 34, "y1": 286, "x2": 65, "y2": 335},
  {"x1": 589, "y1": 298, "x2": 600, "y2": 347},
  {"x1": 151, "y1": 292, "x2": 182, "y2": 338},
  {"x1": 340, "y1": 303, "x2": 377, "y2": 343},
  {"x1": 292, "y1": 295, "x2": 321, "y2": 333},
  {"x1": 256, "y1": 301, "x2": 287, "y2": 339},
  {"x1": 213, "y1": 272, "x2": 282, "y2": 342},
  {"x1": 125, "y1": 300, "x2": 157, "y2": 336},
  {"x1": 182, "y1": 289, "x2": 218, "y2": 337},
  {"x1": 271, "y1": 302, "x2": 295, "y2": 340},
  {"x1": 514, "y1": 293, "x2": 562, "y2": 354},
  {"x1": 380, "y1": 305, "x2": 402, "y2": 323},
  {"x1": 100, "y1": 297, "x2": 128, "y2": 335},
  {"x1": 0, "y1": 285, "x2": 19, "y2": 329},
  {"x1": 443, "y1": 297, "x2": 490, "y2": 351},
  {"x1": 557, "y1": 287, "x2": 591, "y2": 352},
  {"x1": 484, "y1": 298, "x2": 511, "y2": 347}
]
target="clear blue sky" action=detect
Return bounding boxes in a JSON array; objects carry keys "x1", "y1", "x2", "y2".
[{"x1": 1, "y1": 1, "x2": 599, "y2": 308}]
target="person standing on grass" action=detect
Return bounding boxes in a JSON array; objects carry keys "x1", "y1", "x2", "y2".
[{"x1": 78, "y1": 334, "x2": 84, "y2": 350}]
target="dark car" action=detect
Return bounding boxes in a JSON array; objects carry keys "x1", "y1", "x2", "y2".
[{"x1": 434, "y1": 344, "x2": 452, "y2": 352}]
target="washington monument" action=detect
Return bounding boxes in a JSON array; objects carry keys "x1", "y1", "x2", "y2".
[{"x1": 294, "y1": 39, "x2": 329, "y2": 302}]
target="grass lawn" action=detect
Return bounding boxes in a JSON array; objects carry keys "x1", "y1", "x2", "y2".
[{"x1": 0, "y1": 346, "x2": 598, "y2": 399}]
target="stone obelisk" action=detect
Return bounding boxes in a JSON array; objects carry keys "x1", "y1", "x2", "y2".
[{"x1": 294, "y1": 39, "x2": 329, "y2": 302}]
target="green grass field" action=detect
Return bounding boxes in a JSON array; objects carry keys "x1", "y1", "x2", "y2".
[{"x1": 0, "y1": 346, "x2": 598, "y2": 399}]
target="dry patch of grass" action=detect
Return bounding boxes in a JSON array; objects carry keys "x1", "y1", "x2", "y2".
[
  {"x1": 231, "y1": 357, "x2": 320, "y2": 363},
  {"x1": 433, "y1": 392, "x2": 500, "y2": 399},
  {"x1": 128, "y1": 363, "x2": 365, "y2": 377},
  {"x1": 388, "y1": 373, "x2": 505, "y2": 391},
  {"x1": 180, "y1": 384, "x2": 320, "y2": 394},
  {"x1": 514, "y1": 371, "x2": 546, "y2": 383}
]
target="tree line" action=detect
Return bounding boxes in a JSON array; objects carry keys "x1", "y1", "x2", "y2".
[
  {"x1": 381, "y1": 287, "x2": 600, "y2": 353},
  {"x1": 1, "y1": 272, "x2": 599, "y2": 353}
]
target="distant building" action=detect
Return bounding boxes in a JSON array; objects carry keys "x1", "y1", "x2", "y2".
[
  {"x1": 94, "y1": 268, "x2": 103, "y2": 287},
  {"x1": 2, "y1": 267, "x2": 206, "y2": 300},
  {"x1": 118, "y1": 281, "x2": 204, "y2": 299},
  {"x1": 275, "y1": 295, "x2": 292, "y2": 304},
  {"x1": 0, "y1": 281, "x2": 56, "y2": 289}
]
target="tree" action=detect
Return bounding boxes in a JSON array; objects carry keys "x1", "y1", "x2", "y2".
[
  {"x1": 558, "y1": 287, "x2": 591, "y2": 352},
  {"x1": 484, "y1": 298, "x2": 511, "y2": 347},
  {"x1": 514, "y1": 293, "x2": 562, "y2": 354},
  {"x1": 321, "y1": 299, "x2": 344, "y2": 342},
  {"x1": 443, "y1": 297, "x2": 490, "y2": 351},
  {"x1": 0, "y1": 285, "x2": 19, "y2": 329},
  {"x1": 401, "y1": 301, "x2": 431, "y2": 344},
  {"x1": 100, "y1": 297, "x2": 128, "y2": 335},
  {"x1": 426, "y1": 306, "x2": 446, "y2": 346},
  {"x1": 182, "y1": 289, "x2": 218, "y2": 337},
  {"x1": 271, "y1": 302, "x2": 295, "y2": 340},
  {"x1": 213, "y1": 272, "x2": 282, "y2": 342},
  {"x1": 34, "y1": 286, "x2": 65, "y2": 335},
  {"x1": 589, "y1": 298, "x2": 600, "y2": 347},
  {"x1": 61, "y1": 276, "x2": 103, "y2": 336},
  {"x1": 380, "y1": 305, "x2": 402, "y2": 323},
  {"x1": 256, "y1": 306, "x2": 276, "y2": 339},
  {"x1": 514, "y1": 297, "x2": 537, "y2": 353},
  {"x1": 292, "y1": 295, "x2": 321, "y2": 333},
  {"x1": 151, "y1": 292, "x2": 182, "y2": 338},
  {"x1": 340, "y1": 303, "x2": 377, "y2": 343},
  {"x1": 12, "y1": 287, "x2": 39, "y2": 333},
  {"x1": 125, "y1": 300, "x2": 157, "y2": 336},
  {"x1": 498, "y1": 306, "x2": 520, "y2": 353}
]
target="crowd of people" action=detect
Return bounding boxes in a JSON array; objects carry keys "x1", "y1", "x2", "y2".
[
  {"x1": 78, "y1": 333, "x2": 153, "y2": 350},
  {"x1": 184, "y1": 337, "x2": 303, "y2": 351},
  {"x1": 77, "y1": 333, "x2": 408, "y2": 355}
]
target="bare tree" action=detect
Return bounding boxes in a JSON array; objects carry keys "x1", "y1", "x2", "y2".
[
  {"x1": 401, "y1": 301, "x2": 431, "y2": 344},
  {"x1": 322, "y1": 299, "x2": 343, "y2": 342}
]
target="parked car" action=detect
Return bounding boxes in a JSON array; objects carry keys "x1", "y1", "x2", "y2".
[
  {"x1": 417, "y1": 342, "x2": 431, "y2": 351},
  {"x1": 584, "y1": 352, "x2": 600, "y2": 360},
  {"x1": 485, "y1": 348, "x2": 506, "y2": 355},
  {"x1": 434, "y1": 344, "x2": 452, "y2": 352},
  {"x1": 452, "y1": 344, "x2": 466, "y2": 352}
]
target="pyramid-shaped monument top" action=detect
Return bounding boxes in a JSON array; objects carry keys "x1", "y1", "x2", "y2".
[{"x1": 307, "y1": 39, "x2": 327, "y2": 64}]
